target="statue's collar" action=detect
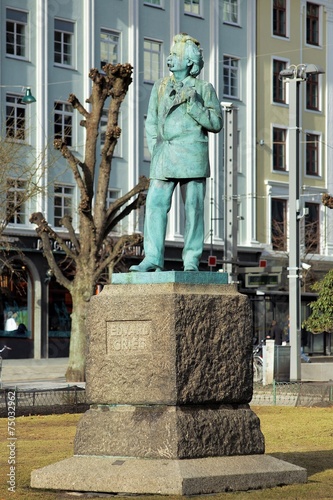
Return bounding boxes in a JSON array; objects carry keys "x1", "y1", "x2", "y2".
[{"x1": 170, "y1": 75, "x2": 195, "y2": 87}]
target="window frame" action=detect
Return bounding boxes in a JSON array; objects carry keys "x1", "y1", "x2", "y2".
[
  {"x1": 271, "y1": 197, "x2": 287, "y2": 251},
  {"x1": 53, "y1": 184, "x2": 74, "y2": 228},
  {"x1": 272, "y1": 58, "x2": 287, "y2": 104},
  {"x1": 6, "y1": 8, "x2": 28, "y2": 59},
  {"x1": 272, "y1": 0, "x2": 289, "y2": 39},
  {"x1": 223, "y1": 0, "x2": 240, "y2": 26},
  {"x1": 107, "y1": 188, "x2": 122, "y2": 234},
  {"x1": 223, "y1": 55, "x2": 240, "y2": 99},
  {"x1": 144, "y1": 0, "x2": 164, "y2": 8},
  {"x1": 143, "y1": 38, "x2": 163, "y2": 83},
  {"x1": 306, "y1": 2, "x2": 320, "y2": 46},
  {"x1": 54, "y1": 101, "x2": 74, "y2": 148},
  {"x1": 306, "y1": 73, "x2": 320, "y2": 111},
  {"x1": 305, "y1": 132, "x2": 320, "y2": 177},
  {"x1": 305, "y1": 202, "x2": 320, "y2": 254},
  {"x1": 272, "y1": 127, "x2": 287, "y2": 172},
  {"x1": 100, "y1": 28, "x2": 120, "y2": 70},
  {"x1": 6, "y1": 178, "x2": 28, "y2": 226},
  {"x1": 6, "y1": 93, "x2": 27, "y2": 142},
  {"x1": 184, "y1": 0, "x2": 202, "y2": 17},
  {"x1": 54, "y1": 18, "x2": 75, "y2": 67}
]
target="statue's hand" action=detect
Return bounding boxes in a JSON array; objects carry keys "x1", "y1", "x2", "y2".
[{"x1": 181, "y1": 87, "x2": 197, "y2": 103}]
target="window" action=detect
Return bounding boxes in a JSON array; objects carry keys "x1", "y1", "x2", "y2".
[
  {"x1": 6, "y1": 8, "x2": 27, "y2": 58},
  {"x1": 273, "y1": 59, "x2": 286, "y2": 103},
  {"x1": 144, "y1": 39, "x2": 162, "y2": 82},
  {"x1": 54, "y1": 102, "x2": 73, "y2": 147},
  {"x1": 107, "y1": 189, "x2": 121, "y2": 233},
  {"x1": 100, "y1": 29, "x2": 120, "y2": 69},
  {"x1": 7, "y1": 179, "x2": 28, "y2": 225},
  {"x1": 54, "y1": 185, "x2": 73, "y2": 228},
  {"x1": 305, "y1": 202, "x2": 319, "y2": 253},
  {"x1": 100, "y1": 109, "x2": 121, "y2": 157},
  {"x1": 145, "y1": 0, "x2": 163, "y2": 6},
  {"x1": 273, "y1": 128, "x2": 287, "y2": 171},
  {"x1": 273, "y1": 0, "x2": 286, "y2": 37},
  {"x1": 306, "y1": 133, "x2": 319, "y2": 176},
  {"x1": 271, "y1": 198, "x2": 287, "y2": 251},
  {"x1": 54, "y1": 18, "x2": 74, "y2": 66},
  {"x1": 306, "y1": 74, "x2": 319, "y2": 110},
  {"x1": 306, "y1": 2, "x2": 319, "y2": 45},
  {"x1": 223, "y1": 0, "x2": 238, "y2": 24},
  {"x1": 6, "y1": 94, "x2": 26, "y2": 141},
  {"x1": 184, "y1": 0, "x2": 201, "y2": 15},
  {"x1": 223, "y1": 56, "x2": 239, "y2": 98}
]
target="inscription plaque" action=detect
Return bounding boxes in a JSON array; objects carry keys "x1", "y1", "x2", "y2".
[{"x1": 106, "y1": 321, "x2": 151, "y2": 354}]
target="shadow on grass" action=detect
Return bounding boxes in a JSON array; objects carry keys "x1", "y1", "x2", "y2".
[{"x1": 270, "y1": 449, "x2": 333, "y2": 477}]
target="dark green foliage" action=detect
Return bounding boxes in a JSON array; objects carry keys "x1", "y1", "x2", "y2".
[{"x1": 303, "y1": 268, "x2": 333, "y2": 333}]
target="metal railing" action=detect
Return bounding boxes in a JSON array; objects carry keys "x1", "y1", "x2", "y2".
[
  {"x1": 0, "y1": 386, "x2": 89, "y2": 417},
  {"x1": 0, "y1": 380, "x2": 332, "y2": 416},
  {"x1": 251, "y1": 380, "x2": 333, "y2": 407}
]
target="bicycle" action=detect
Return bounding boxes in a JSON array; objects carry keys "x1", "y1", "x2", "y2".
[{"x1": 253, "y1": 341, "x2": 264, "y2": 383}]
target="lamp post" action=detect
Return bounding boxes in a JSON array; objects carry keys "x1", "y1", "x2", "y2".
[{"x1": 279, "y1": 64, "x2": 324, "y2": 381}]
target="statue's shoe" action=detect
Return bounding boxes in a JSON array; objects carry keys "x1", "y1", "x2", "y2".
[
  {"x1": 129, "y1": 259, "x2": 163, "y2": 272},
  {"x1": 184, "y1": 263, "x2": 199, "y2": 271}
]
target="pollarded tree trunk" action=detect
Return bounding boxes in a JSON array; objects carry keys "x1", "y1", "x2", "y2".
[
  {"x1": 30, "y1": 64, "x2": 149, "y2": 382},
  {"x1": 65, "y1": 275, "x2": 95, "y2": 382}
]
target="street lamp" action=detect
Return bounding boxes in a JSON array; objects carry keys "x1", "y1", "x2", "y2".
[
  {"x1": 22, "y1": 87, "x2": 36, "y2": 104},
  {"x1": 280, "y1": 63, "x2": 324, "y2": 381}
]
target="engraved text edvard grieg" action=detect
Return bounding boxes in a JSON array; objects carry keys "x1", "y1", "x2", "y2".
[{"x1": 106, "y1": 321, "x2": 151, "y2": 354}]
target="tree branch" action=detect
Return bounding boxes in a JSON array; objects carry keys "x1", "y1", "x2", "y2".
[
  {"x1": 29, "y1": 216, "x2": 72, "y2": 291},
  {"x1": 107, "y1": 176, "x2": 149, "y2": 217},
  {"x1": 30, "y1": 212, "x2": 77, "y2": 262},
  {"x1": 322, "y1": 193, "x2": 333, "y2": 209},
  {"x1": 94, "y1": 233, "x2": 143, "y2": 279},
  {"x1": 104, "y1": 193, "x2": 147, "y2": 237}
]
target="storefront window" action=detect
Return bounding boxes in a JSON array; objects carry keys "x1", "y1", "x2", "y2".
[
  {"x1": 0, "y1": 261, "x2": 33, "y2": 358},
  {"x1": 48, "y1": 280, "x2": 72, "y2": 358}
]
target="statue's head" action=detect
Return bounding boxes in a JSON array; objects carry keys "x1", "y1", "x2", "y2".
[{"x1": 170, "y1": 33, "x2": 204, "y2": 77}]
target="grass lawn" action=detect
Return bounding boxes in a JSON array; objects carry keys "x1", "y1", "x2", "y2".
[{"x1": 0, "y1": 406, "x2": 332, "y2": 499}]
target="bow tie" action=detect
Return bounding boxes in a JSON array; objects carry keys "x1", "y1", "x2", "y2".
[{"x1": 169, "y1": 81, "x2": 184, "y2": 98}]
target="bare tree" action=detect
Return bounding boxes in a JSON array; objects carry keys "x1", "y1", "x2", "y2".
[
  {"x1": 0, "y1": 137, "x2": 47, "y2": 266},
  {"x1": 30, "y1": 63, "x2": 149, "y2": 381}
]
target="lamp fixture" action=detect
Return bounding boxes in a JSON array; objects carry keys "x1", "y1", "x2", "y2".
[
  {"x1": 22, "y1": 87, "x2": 36, "y2": 104},
  {"x1": 279, "y1": 63, "x2": 325, "y2": 81}
]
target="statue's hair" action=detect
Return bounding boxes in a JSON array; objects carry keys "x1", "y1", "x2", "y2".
[{"x1": 173, "y1": 33, "x2": 204, "y2": 77}]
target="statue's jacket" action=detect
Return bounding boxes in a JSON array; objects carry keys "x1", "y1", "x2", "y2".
[{"x1": 145, "y1": 75, "x2": 223, "y2": 181}]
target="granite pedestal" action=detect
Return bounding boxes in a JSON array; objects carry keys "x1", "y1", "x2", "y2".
[{"x1": 31, "y1": 272, "x2": 306, "y2": 495}]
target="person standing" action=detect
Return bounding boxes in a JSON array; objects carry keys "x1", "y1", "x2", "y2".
[
  {"x1": 301, "y1": 327, "x2": 311, "y2": 363},
  {"x1": 130, "y1": 33, "x2": 223, "y2": 272},
  {"x1": 266, "y1": 319, "x2": 283, "y2": 346}
]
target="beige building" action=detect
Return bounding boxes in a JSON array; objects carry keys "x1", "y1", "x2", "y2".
[{"x1": 252, "y1": 0, "x2": 333, "y2": 350}]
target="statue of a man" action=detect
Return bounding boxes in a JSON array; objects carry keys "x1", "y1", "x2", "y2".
[{"x1": 130, "y1": 33, "x2": 223, "y2": 272}]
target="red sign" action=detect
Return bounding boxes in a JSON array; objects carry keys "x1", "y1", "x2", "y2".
[
  {"x1": 208, "y1": 256, "x2": 217, "y2": 266},
  {"x1": 259, "y1": 260, "x2": 267, "y2": 268}
]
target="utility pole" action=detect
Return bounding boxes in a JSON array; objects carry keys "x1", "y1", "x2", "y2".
[
  {"x1": 222, "y1": 102, "x2": 238, "y2": 283},
  {"x1": 280, "y1": 64, "x2": 324, "y2": 381}
]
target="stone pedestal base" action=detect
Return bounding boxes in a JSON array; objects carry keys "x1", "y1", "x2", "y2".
[
  {"x1": 31, "y1": 454, "x2": 307, "y2": 495},
  {"x1": 74, "y1": 404, "x2": 265, "y2": 459},
  {"x1": 31, "y1": 275, "x2": 307, "y2": 495}
]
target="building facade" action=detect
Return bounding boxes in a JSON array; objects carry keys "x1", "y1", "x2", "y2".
[
  {"x1": 0, "y1": 0, "x2": 260, "y2": 359},
  {"x1": 254, "y1": 0, "x2": 333, "y2": 354},
  {"x1": 0, "y1": 0, "x2": 332, "y2": 361}
]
